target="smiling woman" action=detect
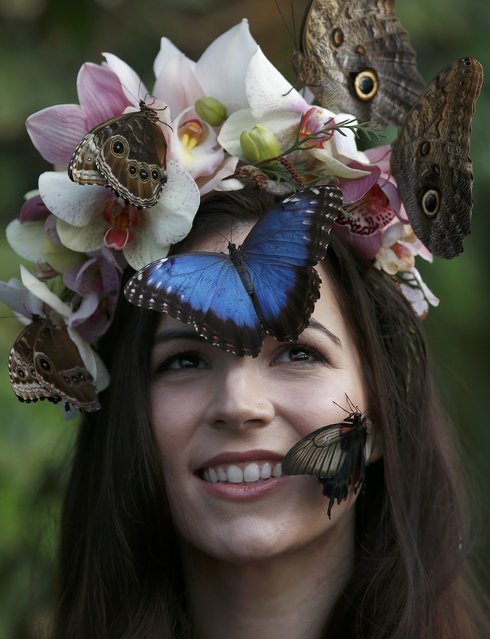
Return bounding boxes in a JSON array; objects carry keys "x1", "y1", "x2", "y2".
[{"x1": 53, "y1": 188, "x2": 488, "y2": 639}]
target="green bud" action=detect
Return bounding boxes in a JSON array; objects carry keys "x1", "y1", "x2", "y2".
[
  {"x1": 195, "y1": 96, "x2": 228, "y2": 127},
  {"x1": 240, "y1": 124, "x2": 281, "y2": 164}
]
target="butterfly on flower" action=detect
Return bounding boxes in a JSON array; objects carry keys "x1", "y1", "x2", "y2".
[
  {"x1": 68, "y1": 100, "x2": 168, "y2": 208},
  {"x1": 124, "y1": 185, "x2": 344, "y2": 357},
  {"x1": 8, "y1": 316, "x2": 100, "y2": 411},
  {"x1": 282, "y1": 396, "x2": 373, "y2": 518}
]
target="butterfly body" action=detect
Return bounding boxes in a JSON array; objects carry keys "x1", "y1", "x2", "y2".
[
  {"x1": 293, "y1": 0, "x2": 424, "y2": 127},
  {"x1": 391, "y1": 57, "x2": 483, "y2": 258},
  {"x1": 69, "y1": 101, "x2": 167, "y2": 208},
  {"x1": 282, "y1": 403, "x2": 372, "y2": 518},
  {"x1": 124, "y1": 186, "x2": 343, "y2": 357},
  {"x1": 8, "y1": 318, "x2": 100, "y2": 411}
]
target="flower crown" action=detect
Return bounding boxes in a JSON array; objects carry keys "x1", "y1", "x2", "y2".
[{"x1": 1, "y1": 19, "x2": 456, "y2": 413}]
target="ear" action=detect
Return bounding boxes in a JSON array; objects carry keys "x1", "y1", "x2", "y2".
[{"x1": 365, "y1": 417, "x2": 383, "y2": 464}]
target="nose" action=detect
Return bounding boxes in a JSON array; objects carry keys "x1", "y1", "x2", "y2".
[{"x1": 204, "y1": 358, "x2": 275, "y2": 431}]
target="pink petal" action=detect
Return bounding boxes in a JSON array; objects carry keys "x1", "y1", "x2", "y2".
[
  {"x1": 77, "y1": 62, "x2": 133, "y2": 129},
  {"x1": 339, "y1": 163, "x2": 381, "y2": 203},
  {"x1": 26, "y1": 104, "x2": 87, "y2": 164},
  {"x1": 104, "y1": 227, "x2": 132, "y2": 250},
  {"x1": 153, "y1": 54, "x2": 203, "y2": 117}
]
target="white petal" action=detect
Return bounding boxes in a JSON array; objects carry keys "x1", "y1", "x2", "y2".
[
  {"x1": 198, "y1": 155, "x2": 240, "y2": 195},
  {"x1": 39, "y1": 171, "x2": 109, "y2": 226},
  {"x1": 20, "y1": 265, "x2": 72, "y2": 317},
  {"x1": 123, "y1": 230, "x2": 170, "y2": 271},
  {"x1": 148, "y1": 161, "x2": 200, "y2": 246},
  {"x1": 102, "y1": 52, "x2": 146, "y2": 104},
  {"x1": 6, "y1": 219, "x2": 46, "y2": 263},
  {"x1": 153, "y1": 37, "x2": 186, "y2": 78},
  {"x1": 196, "y1": 19, "x2": 258, "y2": 111},
  {"x1": 309, "y1": 148, "x2": 370, "y2": 178},
  {"x1": 246, "y1": 48, "x2": 308, "y2": 118},
  {"x1": 153, "y1": 54, "x2": 202, "y2": 117},
  {"x1": 56, "y1": 217, "x2": 106, "y2": 253}
]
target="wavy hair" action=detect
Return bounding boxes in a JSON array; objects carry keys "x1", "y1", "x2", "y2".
[{"x1": 54, "y1": 188, "x2": 488, "y2": 638}]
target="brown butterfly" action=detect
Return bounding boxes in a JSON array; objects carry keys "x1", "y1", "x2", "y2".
[
  {"x1": 68, "y1": 101, "x2": 167, "y2": 208},
  {"x1": 292, "y1": 0, "x2": 425, "y2": 127},
  {"x1": 391, "y1": 58, "x2": 483, "y2": 259},
  {"x1": 8, "y1": 317, "x2": 100, "y2": 411}
]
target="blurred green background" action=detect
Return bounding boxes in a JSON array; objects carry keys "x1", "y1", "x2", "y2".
[{"x1": 0, "y1": 0, "x2": 488, "y2": 636}]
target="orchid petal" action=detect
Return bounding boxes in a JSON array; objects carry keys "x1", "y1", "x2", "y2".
[
  {"x1": 331, "y1": 114, "x2": 369, "y2": 162},
  {"x1": 168, "y1": 110, "x2": 224, "y2": 177},
  {"x1": 123, "y1": 229, "x2": 170, "y2": 270},
  {"x1": 6, "y1": 219, "x2": 47, "y2": 263},
  {"x1": 196, "y1": 19, "x2": 258, "y2": 111},
  {"x1": 246, "y1": 48, "x2": 308, "y2": 117},
  {"x1": 0, "y1": 278, "x2": 44, "y2": 318},
  {"x1": 148, "y1": 160, "x2": 200, "y2": 246},
  {"x1": 67, "y1": 328, "x2": 110, "y2": 390},
  {"x1": 77, "y1": 62, "x2": 133, "y2": 129},
  {"x1": 153, "y1": 36, "x2": 185, "y2": 77},
  {"x1": 102, "y1": 53, "x2": 147, "y2": 104},
  {"x1": 39, "y1": 171, "x2": 110, "y2": 226},
  {"x1": 20, "y1": 265, "x2": 72, "y2": 318},
  {"x1": 153, "y1": 54, "x2": 202, "y2": 116},
  {"x1": 26, "y1": 104, "x2": 87, "y2": 164},
  {"x1": 56, "y1": 217, "x2": 106, "y2": 253},
  {"x1": 69, "y1": 292, "x2": 100, "y2": 324},
  {"x1": 309, "y1": 148, "x2": 370, "y2": 179},
  {"x1": 198, "y1": 155, "x2": 240, "y2": 195},
  {"x1": 338, "y1": 165, "x2": 381, "y2": 203}
]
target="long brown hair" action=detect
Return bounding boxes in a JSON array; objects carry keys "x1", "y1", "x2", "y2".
[{"x1": 54, "y1": 188, "x2": 488, "y2": 638}]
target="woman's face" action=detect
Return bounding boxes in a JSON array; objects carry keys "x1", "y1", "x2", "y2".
[{"x1": 150, "y1": 228, "x2": 370, "y2": 563}]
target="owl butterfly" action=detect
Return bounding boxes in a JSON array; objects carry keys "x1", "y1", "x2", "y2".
[
  {"x1": 8, "y1": 317, "x2": 100, "y2": 411},
  {"x1": 282, "y1": 396, "x2": 373, "y2": 518},
  {"x1": 68, "y1": 100, "x2": 167, "y2": 208},
  {"x1": 391, "y1": 57, "x2": 483, "y2": 259},
  {"x1": 292, "y1": 0, "x2": 425, "y2": 127},
  {"x1": 124, "y1": 186, "x2": 343, "y2": 357}
]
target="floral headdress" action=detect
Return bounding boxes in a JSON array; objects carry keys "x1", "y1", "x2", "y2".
[{"x1": 0, "y1": 19, "x2": 444, "y2": 412}]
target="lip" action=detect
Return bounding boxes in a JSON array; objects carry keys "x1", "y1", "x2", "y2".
[{"x1": 195, "y1": 449, "x2": 288, "y2": 502}]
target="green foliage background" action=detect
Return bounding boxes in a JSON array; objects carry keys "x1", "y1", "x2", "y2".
[{"x1": 0, "y1": 0, "x2": 488, "y2": 636}]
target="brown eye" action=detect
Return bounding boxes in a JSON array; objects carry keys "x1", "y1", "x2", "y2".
[{"x1": 353, "y1": 69, "x2": 379, "y2": 102}]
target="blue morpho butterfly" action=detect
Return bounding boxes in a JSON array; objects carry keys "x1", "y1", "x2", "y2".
[
  {"x1": 124, "y1": 185, "x2": 343, "y2": 357},
  {"x1": 281, "y1": 396, "x2": 373, "y2": 518}
]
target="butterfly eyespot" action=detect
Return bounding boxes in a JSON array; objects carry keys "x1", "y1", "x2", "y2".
[
  {"x1": 421, "y1": 189, "x2": 441, "y2": 218},
  {"x1": 355, "y1": 44, "x2": 366, "y2": 56},
  {"x1": 151, "y1": 169, "x2": 160, "y2": 180},
  {"x1": 432, "y1": 164, "x2": 441, "y2": 176},
  {"x1": 331, "y1": 28, "x2": 344, "y2": 47},
  {"x1": 419, "y1": 141, "x2": 431, "y2": 156},
  {"x1": 128, "y1": 164, "x2": 138, "y2": 176},
  {"x1": 37, "y1": 356, "x2": 52, "y2": 372},
  {"x1": 139, "y1": 168, "x2": 149, "y2": 181},
  {"x1": 353, "y1": 69, "x2": 378, "y2": 101},
  {"x1": 71, "y1": 375, "x2": 79, "y2": 384},
  {"x1": 16, "y1": 368, "x2": 26, "y2": 379},
  {"x1": 111, "y1": 138, "x2": 127, "y2": 157}
]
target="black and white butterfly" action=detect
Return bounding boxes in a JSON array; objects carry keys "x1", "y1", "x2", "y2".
[
  {"x1": 124, "y1": 186, "x2": 344, "y2": 357},
  {"x1": 282, "y1": 396, "x2": 373, "y2": 518}
]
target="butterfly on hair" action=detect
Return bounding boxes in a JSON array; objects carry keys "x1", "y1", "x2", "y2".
[
  {"x1": 8, "y1": 316, "x2": 100, "y2": 412},
  {"x1": 68, "y1": 100, "x2": 168, "y2": 209},
  {"x1": 281, "y1": 395, "x2": 373, "y2": 518},
  {"x1": 124, "y1": 185, "x2": 344, "y2": 357}
]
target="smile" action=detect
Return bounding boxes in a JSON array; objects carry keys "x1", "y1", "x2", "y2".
[{"x1": 201, "y1": 461, "x2": 283, "y2": 484}]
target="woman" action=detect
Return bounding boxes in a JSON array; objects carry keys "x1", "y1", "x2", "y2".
[{"x1": 53, "y1": 188, "x2": 488, "y2": 638}]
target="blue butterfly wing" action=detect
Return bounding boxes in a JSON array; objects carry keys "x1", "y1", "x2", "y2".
[
  {"x1": 239, "y1": 185, "x2": 343, "y2": 340},
  {"x1": 124, "y1": 253, "x2": 264, "y2": 356}
]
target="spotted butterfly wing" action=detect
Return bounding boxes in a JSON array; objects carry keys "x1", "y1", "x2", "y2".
[
  {"x1": 8, "y1": 318, "x2": 100, "y2": 411},
  {"x1": 124, "y1": 186, "x2": 343, "y2": 356},
  {"x1": 69, "y1": 101, "x2": 167, "y2": 208},
  {"x1": 282, "y1": 404, "x2": 372, "y2": 517},
  {"x1": 292, "y1": 0, "x2": 425, "y2": 127},
  {"x1": 390, "y1": 58, "x2": 483, "y2": 258}
]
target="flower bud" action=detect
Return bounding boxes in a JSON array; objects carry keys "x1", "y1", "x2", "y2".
[
  {"x1": 195, "y1": 96, "x2": 228, "y2": 127},
  {"x1": 240, "y1": 125, "x2": 281, "y2": 163},
  {"x1": 42, "y1": 238, "x2": 85, "y2": 273}
]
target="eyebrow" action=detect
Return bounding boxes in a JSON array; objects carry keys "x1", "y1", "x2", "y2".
[
  {"x1": 305, "y1": 317, "x2": 342, "y2": 347},
  {"x1": 153, "y1": 325, "x2": 203, "y2": 345}
]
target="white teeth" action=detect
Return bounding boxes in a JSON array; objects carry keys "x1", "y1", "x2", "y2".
[{"x1": 201, "y1": 460, "x2": 283, "y2": 484}]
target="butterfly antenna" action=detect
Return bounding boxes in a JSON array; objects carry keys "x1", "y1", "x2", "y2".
[{"x1": 273, "y1": 0, "x2": 297, "y2": 49}]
